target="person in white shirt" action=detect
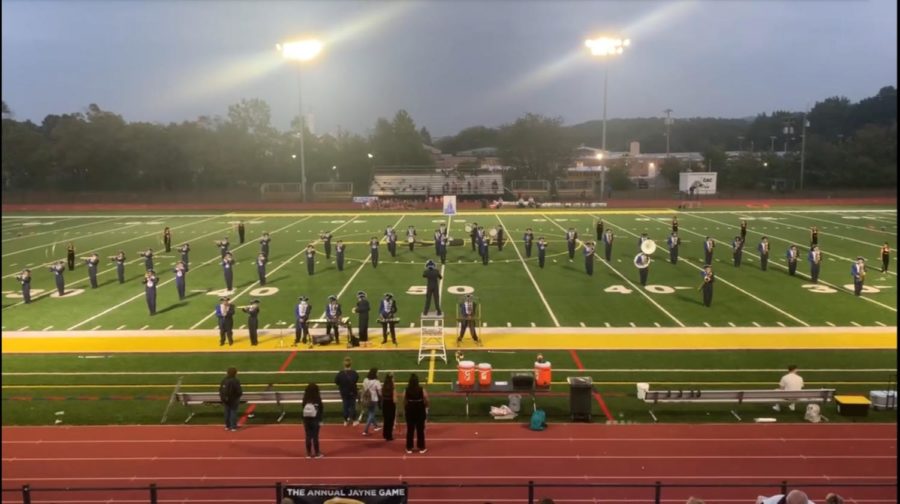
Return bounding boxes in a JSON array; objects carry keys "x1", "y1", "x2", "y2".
[
  {"x1": 361, "y1": 368, "x2": 383, "y2": 436},
  {"x1": 757, "y1": 489, "x2": 814, "y2": 504},
  {"x1": 773, "y1": 365, "x2": 804, "y2": 412}
]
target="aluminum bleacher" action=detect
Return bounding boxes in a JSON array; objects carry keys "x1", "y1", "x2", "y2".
[{"x1": 371, "y1": 173, "x2": 503, "y2": 197}]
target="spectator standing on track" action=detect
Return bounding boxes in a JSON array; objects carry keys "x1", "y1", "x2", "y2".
[
  {"x1": 773, "y1": 365, "x2": 804, "y2": 412},
  {"x1": 219, "y1": 367, "x2": 242, "y2": 432},
  {"x1": 361, "y1": 368, "x2": 383, "y2": 436},
  {"x1": 404, "y1": 373, "x2": 429, "y2": 454},
  {"x1": 381, "y1": 373, "x2": 397, "y2": 441},
  {"x1": 757, "y1": 489, "x2": 814, "y2": 504},
  {"x1": 301, "y1": 382, "x2": 324, "y2": 458},
  {"x1": 334, "y1": 357, "x2": 360, "y2": 426}
]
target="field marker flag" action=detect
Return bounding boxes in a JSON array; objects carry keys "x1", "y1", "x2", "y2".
[{"x1": 442, "y1": 195, "x2": 457, "y2": 216}]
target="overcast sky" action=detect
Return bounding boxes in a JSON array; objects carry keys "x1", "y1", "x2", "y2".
[{"x1": 2, "y1": 0, "x2": 896, "y2": 138}]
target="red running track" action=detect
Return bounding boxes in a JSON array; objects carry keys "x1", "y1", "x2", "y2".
[{"x1": 2, "y1": 423, "x2": 896, "y2": 503}]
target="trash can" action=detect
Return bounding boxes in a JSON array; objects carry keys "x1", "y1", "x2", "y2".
[{"x1": 568, "y1": 376, "x2": 593, "y2": 422}]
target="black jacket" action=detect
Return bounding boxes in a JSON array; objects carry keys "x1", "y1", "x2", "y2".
[{"x1": 219, "y1": 376, "x2": 243, "y2": 408}]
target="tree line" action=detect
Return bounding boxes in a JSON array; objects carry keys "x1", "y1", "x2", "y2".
[{"x1": 1, "y1": 86, "x2": 895, "y2": 194}]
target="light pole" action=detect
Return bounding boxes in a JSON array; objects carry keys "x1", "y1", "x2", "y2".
[
  {"x1": 278, "y1": 39, "x2": 323, "y2": 203},
  {"x1": 737, "y1": 135, "x2": 744, "y2": 152},
  {"x1": 799, "y1": 114, "x2": 809, "y2": 191},
  {"x1": 586, "y1": 36, "x2": 630, "y2": 201},
  {"x1": 663, "y1": 109, "x2": 673, "y2": 157},
  {"x1": 769, "y1": 135, "x2": 776, "y2": 153}
]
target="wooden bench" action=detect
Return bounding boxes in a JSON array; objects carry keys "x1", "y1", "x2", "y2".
[
  {"x1": 643, "y1": 388, "x2": 836, "y2": 421},
  {"x1": 171, "y1": 389, "x2": 343, "y2": 424}
]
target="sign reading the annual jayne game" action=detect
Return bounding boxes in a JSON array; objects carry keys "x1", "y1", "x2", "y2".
[{"x1": 283, "y1": 485, "x2": 408, "y2": 504}]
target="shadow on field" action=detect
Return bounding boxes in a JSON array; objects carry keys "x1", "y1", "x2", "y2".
[
  {"x1": 156, "y1": 302, "x2": 187, "y2": 314},
  {"x1": 266, "y1": 275, "x2": 288, "y2": 284}
]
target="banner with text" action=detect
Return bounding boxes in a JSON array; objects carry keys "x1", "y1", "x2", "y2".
[{"x1": 283, "y1": 485, "x2": 408, "y2": 504}]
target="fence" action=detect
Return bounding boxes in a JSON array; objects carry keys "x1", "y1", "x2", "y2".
[{"x1": 3, "y1": 480, "x2": 895, "y2": 503}]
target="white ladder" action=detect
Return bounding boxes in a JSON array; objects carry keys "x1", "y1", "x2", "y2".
[{"x1": 417, "y1": 314, "x2": 446, "y2": 364}]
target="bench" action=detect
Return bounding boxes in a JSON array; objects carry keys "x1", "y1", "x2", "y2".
[
  {"x1": 171, "y1": 389, "x2": 343, "y2": 424},
  {"x1": 643, "y1": 388, "x2": 836, "y2": 422}
]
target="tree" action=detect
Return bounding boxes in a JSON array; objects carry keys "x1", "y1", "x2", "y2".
[
  {"x1": 368, "y1": 110, "x2": 433, "y2": 166},
  {"x1": 435, "y1": 125, "x2": 500, "y2": 154},
  {"x1": 498, "y1": 113, "x2": 574, "y2": 181},
  {"x1": 658, "y1": 156, "x2": 684, "y2": 186},
  {"x1": 419, "y1": 126, "x2": 432, "y2": 146}
]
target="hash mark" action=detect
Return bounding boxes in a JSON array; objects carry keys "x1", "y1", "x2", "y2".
[
  {"x1": 239, "y1": 325, "x2": 246, "y2": 330},
  {"x1": 728, "y1": 322, "x2": 736, "y2": 327},
  {"x1": 140, "y1": 325, "x2": 149, "y2": 330},
  {"x1": 264, "y1": 324, "x2": 271, "y2": 329},
  {"x1": 90, "y1": 325, "x2": 101, "y2": 331},
  {"x1": 850, "y1": 321, "x2": 862, "y2": 327},
  {"x1": 507, "y1": 322, "x2": 512, "y2": 327},
  {"x1": 702, "y1": 322, "x2": 711, "y2": 327},
  {"x1": 579, "y1": 322, "x2": 586, "y2": 327},
  {"x1": 18, "y1": 326, "x2": 29, "y2": 331},
  {"x1": 875, "y1": 321, "x2": 886, "y2": 327},
  {"x1": 826, "y1": 321, "x2": 836, "y2": 327},
  {"x1": 629, "y1": 322, "x2": 636, "y2": 327},
  {"x1": 165, "y1": 325, "x2": 173, "y2": 330},
  {"x1": 776, "y1": 322, "x2": 786, "y2": 327},
  {"x1": 752, "y1": 322, "x2": 761, "y2": 327},
  {"x1": 530, "y1": 322, "x2": 536, "y2": 327},
  {"x1": 116, "y1": 325, "x2": 126, "y2": 330},
  {"x1": 42, "y1": 325, "x2": 53, "y2": 331},
  {"x1": 653, "y1": 322, "x2": 661, "y2": 327},
  {"x1": 604, "y1": 322, "x2": 611, "y2": 328}
]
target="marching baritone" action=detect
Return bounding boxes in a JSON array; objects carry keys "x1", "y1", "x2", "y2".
[
  {"x1": 731, "y1": 236, "x2": 744, "y2": 267},
  {"x1": 353, "y1": 291, "x2": 370, "y2": 347},
  {"x1": 537, "y1": 236, "x2": 548, "y2": 268},
  {"x1": 110, "y1": 250, "x2": 127, "y2": 283},
  {"x1": 638, "y1": 233, "x2": 650, "y2": 252},
  {"x1": 758, "y1": 237, "x2": 770, "y2": 271},
  {"x1": 479, "y1": 230, "x2": 490, "y2": 265},
  {"x1": 603, "y1": 229, "x2": 614, "y2": 262},
  {"x1": 221, "y1": 252, "x2": 235, "y2": 291},
  {"x1": 786, "y1": 245, "x2": 799, "y2": 276},
  {"x1": 433, "y1": 228, "x2": 443, "y2": 256},
  {"x1": 215, "y1": 296, "x2": 235, "y2": 346},
  {"x1": 242, "y1": 299, "x2": 260, "y2": 346},
  {"x1": 294, "y1": 296, "x2": 312, "y2": 346},
  {"x1": 335, "y1": 240, "x2": 346, "y2": 271},
  {"x1": 16, "y1": 269, "x2": 31, "y2": 304},
  {"x1": 259, "y1": 232, "x2": 271, "y2": 257},
  {"x1": 457, "y1": 294, "x2": 481, "y2": 345},
  {"x1": 565, "y1": 227, "x2": 578, "y2": 261},
  {"x1": 699, "y1": 265, "x2": 715, "y2": 307},
  {"x1": 881, "y1": 242, "x2": 891, "y2": 273},
  {"x1": 385, "y1": 226, "x2": 398, "y2": 257},
  {"x1": 596, "y1": 219, "x2": 604, "y2": 241},
  {"x1": 179, "y1": 243, "x2": 190, "y2": 271},
  {"x1": 305, "y1": 244, "x2": 317, "y2": 275},
  {"x1": 407, "y1": 226, "x2": 417, "y2": 252},
  {"x1": 808, "y1": 245, "x2": 822, "y2": 283},
  {"x1": 49, "y1": 261, "x2": 66, "y2": 296},
  {"x1": 138, "y1": 248, "x2": 154, "y2": 271},
  {"x1": 583, "y1": 240, "x2": 596, "y2": 276},
  {"x1": 215, "y1": 237, "x2": 230, "y2": 258},
  {"x1": 437, "y1": 233, "x2": 448, "y2": 265},
  {"x1": 635, "y1": 251, "x2": 651, "y2": 286},
  {"x1": 740, "y1": 220, "x2": 748, "y2": 241},
  {"x1": 237, "y1": 221, "x2": 245, "y2": 244},
  {"x1": 422, "y1": 259, "x2": 442, "y2": 315},
  {"x1": 82, "y1": 252, "x2": 100, "y2": 289},
  {"x1": 320, "y1": 230, "x2": 333, "y2": 259},
  {"x1": 523, "y1": 228, "x2": 535, "y2": 258},
  {"x1": 142, "y1": 270, "x2": 159, "y2": 315},
  {"x1": 810, "y1": 226, "x2": 819, "y2": 247},
  {"x1": 173, "y1": 260, "x2": 187, "y2": 300},
  {"x1": 470, "y1": 222, "x2": 479, "y2": 252},
  {"x1": 672, "y1": 216, "x2": 679, "y2": 233},
  {"x1": 496, "y1": 225, "x2": 505, "y2": 251},
  {"x1": 67, "y1": 242, "x2": 76, "y2": 271},
  {"x1": 667, "y1": 232, "x2": 680, "y2": 264},
  {"x1": 163, "y1": 227, "x2": 172, "y2": 252},
  {"x1": 325, "y1": 295, "x2": 342, "y2": 344},
  {"x1": 703, "y1": 237, "x2": 715, "y2": 265},
  {"x1": 379, "y1": 293, "x2": 398, "y2": 345},
  {"x1": 369, "y1": 237, "x2": 380, "y2": 268},
  {"x1": 256, "y1": 253, "x2": 267, "y2": 285},
  {"x1": 851, "y1": 257, "x2": 866, "y2": 296}
]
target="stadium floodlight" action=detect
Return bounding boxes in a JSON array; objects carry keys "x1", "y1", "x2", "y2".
[
  {"x1": 585, "y1": 36, "x2": 631, "y2": 201},
  {"x1": 278, "y1": 39, "x2": 324, "y2": 203}
]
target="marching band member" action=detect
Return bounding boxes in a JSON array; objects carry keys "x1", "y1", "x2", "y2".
[
  {"x1": 881, "y1": 242, "x2": 891, "y2": 273},
  {"x1": 242, "y1": 299, "x2": 260, "y2": 346},
  {"x1": 385, "y1": 226, "x2": 397, "y2": 257},
  {"x1": 353, "y1": 291, "x2": 370, "y2": 347},
  {"x1": 635, "y1": 251, "x2": 651, "y2": 286},
  {"x1": 407, "y1": 225, "x2": 417, "y2": 252},
  {"x1": 179, "y1": 243, "x2": 190, "y2": 271},
  {"x1": 438, "y1": 233, "x2": 449, "y2": 265},
  {"x1": 851, "y1": 257, "x2": 866, "y2": 296},
  {"x1": 173, "y1": 260, "x2": 187, "y2": 300},
  {"x1": 422, "y1": 260, "x2": 442, "y2": 315},
  {"x1": 163, "y1": 226, "x2": 172, "y2": 253},
  {"x1": 66, "y1": 242, "x2": 76, "y2": 271},
  {"x1": 470, "y1": 222, "x2": 479, "y2": 252},
  {"x1": 457, "y1": 294, "x2": 481, "y2": 345},
  {"x1": 259, "y1": 232, "x2": 271, "y2": 257},
  {"x1": 82, "y1": 252, "x2": 100, "y2": 289},
  {"x1": 565, "y1": 227, "x2": 578, "y2": 261},
  {"x1": 667, "y1": 232, "x2": 680, "y2": 264},
  {"x1": 49, "y1": 261, "x2": 66, "y2": 296},
  {"x1": 138, "y1": 248, "x2": 154, "y2": 271},
  {"x1": 739, "y1": 220, "x2": 748, "y2": 241},
  {"x1": 110, "y1": 250, "x2": 127, "y2": 283},
  {"x1": 439, "y1": 223, "x2": 448, "y2": 239},
  {"x1": 16, "y1": 269, "x2": 31, "y2": 304},
  {"x1": 523, "y1": 228, "x2": 535, "y2": 258},
  {"x1": 215, "y1": 296, "x2": 235, "y2": 346},
  {"x1": 703, "y1": 237, "x2": 715, "y2": 265},
  {"x1": 320, "y1": 230, "x2": 333, "y2": 259},
  {"x1": 433, "y1": 228, "x2": 443, "y2": 256},
  {"x1": 369, "y1": 237, "x2": 380, "y2": 268},
  {"x1": 479, "y1": 231, "x2": 490, "y2": 265},
  {"x1": 810, "y1": 226, "x2": 819, "y2": 247},
  {"x1": 237, "y1": 221, "x2": 245, "y2": 244},
  {"x1": 256, "y1": 253, "x2": 267, "y2": 285},
  {"x1": 325, "y1": 295, "x2": 343, "y2": 344},
  {"x1": 380, "y1": 293, "x2": 398, "y2": 346},
  {"x1": 672, "y1": 216, "x2": 679, "y2": 233},
  {"x1": 305, "y1": 244, "x2": 317, "y2": 275},
  {"x1": 475, "y1": 225, "x2": 486, "y2": 253},
  {"x1": 786, "y1": 245, "x2": 799, "y2": 276},
  {"x1": 584, "y1": 240, "x2": 596, "y2": 276},
  {"x1": 603, "y1": 229, "x2": 614, "y2": 262},
  {"x1": 222, "y1": 252, "x2": 235, "y2": 291},
  {"x1": 215, "y1": 237, "x2": 230, "y2": 258},
  {"x1": 294, "y1": 296, "x2": 312, "y2": 346},
  {"x1": 758, "y1": 237, "x2": 770, "y2": 271},
  {"x1": 732, "y1": 236, "x2": 744, "y2": 267},
  {"x1": 808, "y1": 245, "x2": 822, "y2": 283},
  {"x1": 638, "y1": 233, "x2": 650, "y2": 252},
  {"x1": 143, "y1": 270, "x2": 159, "y2": 315},
  {"x1": 596, "y1": 219, "x2": 604, "y2": 241},
  {"x1": 335, "y1": 240, "x2": 346, "y2": 271},
  {"x1": 699, "y1": 265, "x2": 715, "y2": 307},
  {"x1": 496, "y1": 225, "x2": 505, "y2": 251},
  {"x1": 537, "y1": 236, "x2": 548, "y2": 268}
]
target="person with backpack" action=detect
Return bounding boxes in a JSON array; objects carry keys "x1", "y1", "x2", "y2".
[
  {"x1": 301, "y1": 383, "x2": 325, "y2": 458},
  {"x1": 218, "y1": 367, "x2": 242, "y2": 432},
  {"x1": 334, "y1": 357, "x2": 359, "y2": 426},
  {"x1": 361, "y1": 368, "x2": 383, "y2": 436},
  {"x1": 381, "y1": 373, "x2": 397, "y2": 442},
  {"x1": 404, "y1": 373, "x2": 429, "y2": 454}
]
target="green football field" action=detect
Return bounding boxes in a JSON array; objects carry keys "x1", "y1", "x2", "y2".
[{"x1": 1, "y1": 207, "x2": 896, "y2": 330}]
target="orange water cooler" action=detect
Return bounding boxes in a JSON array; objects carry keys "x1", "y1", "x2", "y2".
[
  {"x1": 477, "y1": 363, "x2": 493, "y2": 387},
  {"x1": 457, "y1": 360, "x2": 476, "y2": 387},
  {"x1": 534, "y1": 361, "x2": 552, "y2": 387}
]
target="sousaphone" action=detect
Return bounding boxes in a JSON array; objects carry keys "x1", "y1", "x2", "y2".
[{"x1": 640, "y1": 239, "x2": 657, "y2": 255}]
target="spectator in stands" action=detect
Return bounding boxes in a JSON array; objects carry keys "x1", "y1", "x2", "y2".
[
  {"x1": 773, "y1": 365, "x2": 804, "y2": 412},
  {"x1": 404, "y1": 373, "x2": 429, "y2": 454},
  {"x1": 218, "y1": 367, "x2": 242, "y2": 432},
  {"x1": 361, "y1": 368, "x2": 382, "y2": 436},
  {"x1": 334, "y1": 357, "x2": 360, "y2": 426},
  {"x1": 382, "y1": 373, "x2": 397, "y2": 441},
  {"x1": 301, "y1": 383, "x2": 324, "y2": 458},
  {"x1": 757, "y1": 490, "x2": 814, "y2": 504}
]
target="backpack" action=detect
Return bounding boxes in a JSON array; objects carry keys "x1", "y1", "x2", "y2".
[
  {"x1": 804, "y1": 404, "x2": 822, "y2": 423},
  {"x1": 302, "y1": 403, "x2": 318, "y2": 418},
  {"x1": 529, "y1": 409, "x2": 547, "y2": 431}
]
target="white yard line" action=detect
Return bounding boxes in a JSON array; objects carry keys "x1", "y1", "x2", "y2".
[
  {"x1": 2, "y1": 222, "x2": 144, "y2": 258},
  {"x1": 2, "y1": 217, "x2": 126, "y2": 243},
  {"x1": 776, "y1": 322, "x2": 787, "y2": 327},
  {"x1": 496, "y1": 214, "x2": 560, "y2": 327}
]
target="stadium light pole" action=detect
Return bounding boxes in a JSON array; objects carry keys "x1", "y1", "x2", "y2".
[
  {"x1": 585, "y1": 36, "x2": 630, "y2": 201},
  {"x1": 278, "y1": 39, "x2": 323, "y2": 203}
]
